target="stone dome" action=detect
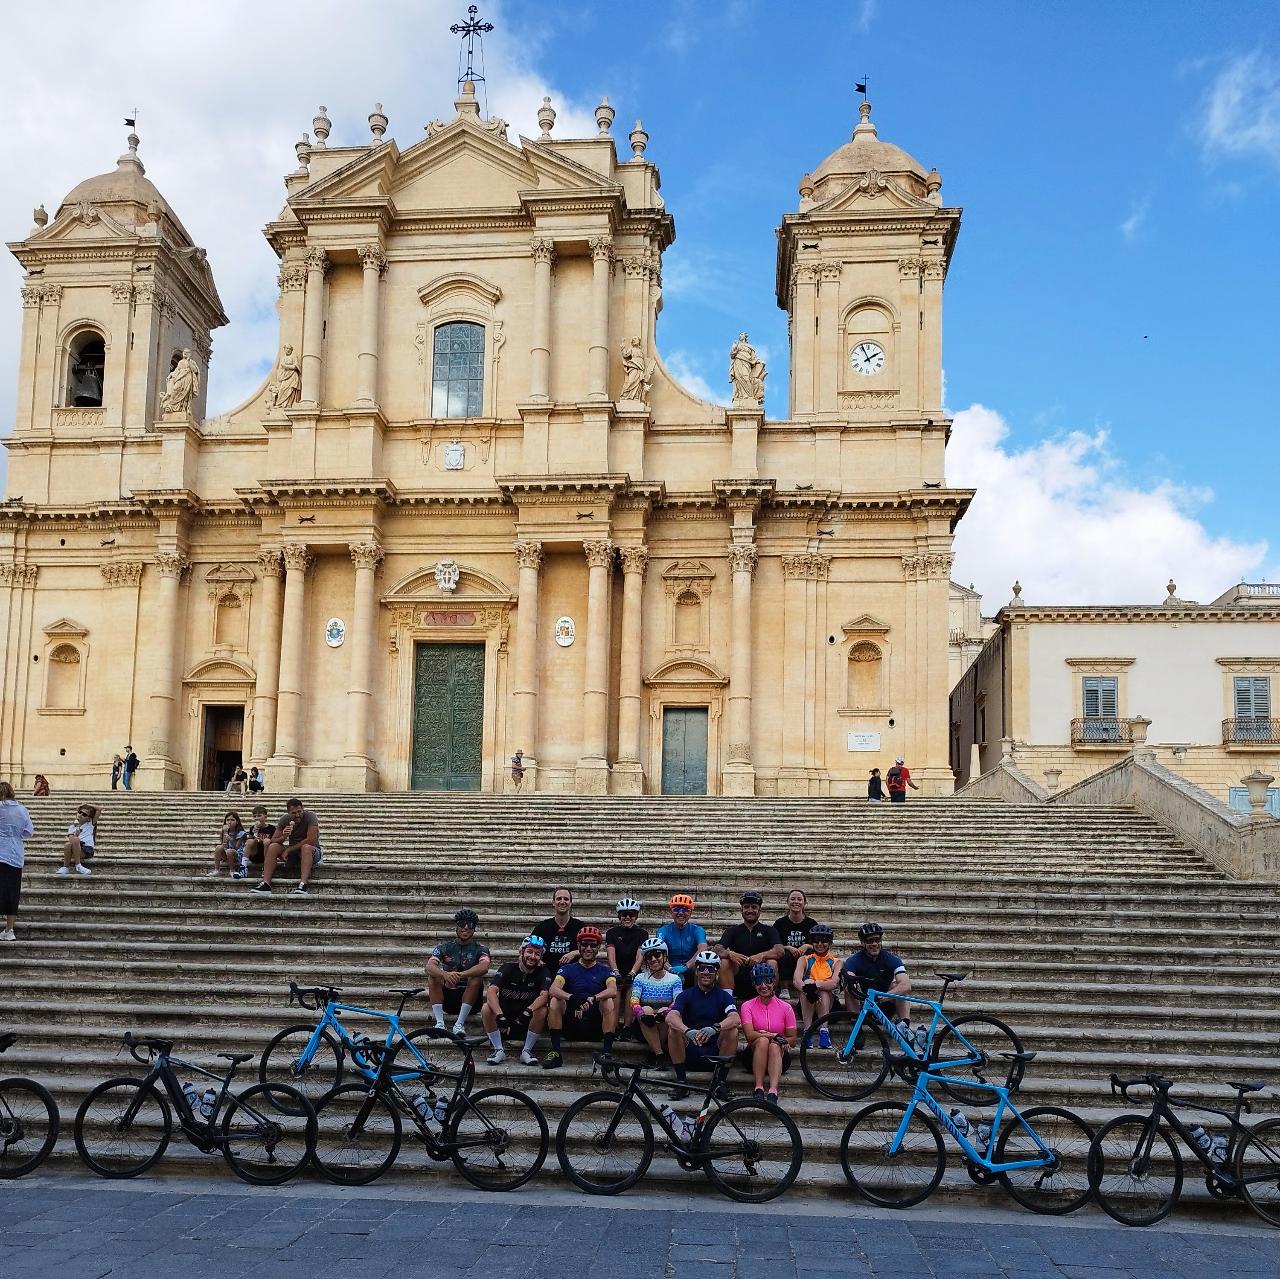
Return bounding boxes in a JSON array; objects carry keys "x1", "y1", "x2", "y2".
[
  {"x1": 54, "y1": 133, "x2": 179, "y2": 231},
  {"x1": 803, "y1": 102, "x2": 934, "y2": 205}
]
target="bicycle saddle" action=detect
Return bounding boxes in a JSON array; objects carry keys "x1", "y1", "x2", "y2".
[
  {"x1": 934, "y1": 971, "x2": 969, "y2": 983},
  {"x1": 708, "y1": 1054, "x2": 738, "y2": 1066},
  {"x1": 0, "y1": 1031, "x2": 15, "y2": 1054},
  {"x1": 390, "y1": 987, "x2": 426, "y2": 999},
  {"x1": 218, "y1": 1052, "x2": 254, "y2": 1066},
  {"x1": 1228, "y1": 1080, "x2": 1266, "y2": 1094},
  {"x1": 1000, "y1": 1051, "x2": 1038, "y2": 1063}
]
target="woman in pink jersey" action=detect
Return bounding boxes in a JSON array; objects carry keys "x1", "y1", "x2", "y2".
[{"x1": 739, "y1": 962, "x2": 798, "y2": 1102}]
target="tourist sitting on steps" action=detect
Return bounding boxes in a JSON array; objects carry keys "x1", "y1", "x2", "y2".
[
  {"x1": 482, "y1": 934, "x2": 551, "y2": 1066},
  {"x1": 605, "y1": 896, "x2": 648, "y2": 1013},
  {"x1": 841, "y1": 921, "x2": 917, "y2": 1043},
  {"x1": 542, "y1": 925, "x2": 618, "y2": 1070},
  {"x1": 226, "y1": 765, "x2": 249, "y2": 796},
  {"x1": 57, "y1": 803, "x2": 97, "y2": 877},
  {"x1": 665, "y1": 950, "x2": 741, "y2": 1097},
  {"x1": 656, "y1": 892, "x2": 706, "y2": 984},
  {"x1": 628, "y1": 937, "x2": 683, "y2": 1066},
  {"x1": 250, "y1": 797, "x2": 321, "y2": 896},
  {"x1": 795, "y1": 923, "x2": 841, "y2": 1044},
  {"x1": 206, "y1": 811, "x2": 247, "y2": 878},
  {"x1": 426, "y1": 908, "x2": 492, "y2": 1035},
  {"x1": 242, "y1": 806, "x2": 274, "y2": 873},
  {"x1": 739, "y1": 963, "x2": 798, "y2": 1102},
  {"x1": 716, "y1": 890, "x2": 783, "y2": 998},
  {"x1": 533, "y1": 886, "x2": 584, "y2": 978}
]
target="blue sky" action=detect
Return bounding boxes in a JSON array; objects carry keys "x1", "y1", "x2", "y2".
[{"x1": 2, "y1": 1, "x2": 1276, "y2": 603}]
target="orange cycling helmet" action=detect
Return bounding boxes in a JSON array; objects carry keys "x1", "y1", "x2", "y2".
[
  {"x1": 577, "y1": 925, "x2": 604, "y2": 945},
  {"x1": 669, "y1": 893, "x2": 695, "y2": 912}
]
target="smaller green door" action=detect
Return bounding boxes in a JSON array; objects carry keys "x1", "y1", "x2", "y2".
[
  {"x1": 661, "y1": 706, "x2": 709, "y2": 795},
  {"x1": 411, "y1": 643, "x2": 485, "y2": 790}
]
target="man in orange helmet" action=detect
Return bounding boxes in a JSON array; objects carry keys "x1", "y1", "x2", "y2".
[{"x1": 656, "y1": 892, "x2": 707, "y2": 986}]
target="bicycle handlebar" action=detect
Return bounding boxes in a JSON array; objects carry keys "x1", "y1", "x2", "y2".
[
  {"x1": 122, "y1": 1031, "x2": 173, "y2": 1064},
  {"x1": 0, "y1": 1031, "x2": 16, "y2": 1055},
  {"x1": 287, "y1": 980, "x2": 339, "y2": 1011},
  {"x1": 1109, "y1": 1071, "x2": 1173, "y2": 1099}
]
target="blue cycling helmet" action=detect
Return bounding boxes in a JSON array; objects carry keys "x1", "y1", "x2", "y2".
[
  {"x1": 751, "y1": 962, "x2": 778, "y2": 986},
  {"x1": 521, "y1": 934, "x2": 546, "y2": 951}
]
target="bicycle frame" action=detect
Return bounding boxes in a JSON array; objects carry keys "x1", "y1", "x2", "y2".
[
  {"x1": 1123, "y1": 1085, "x2": 1269, "y2": 1188},
  {"x1": 889, "y1": 1069, "x2": 1056, "y2": 1175},
  {"x1": 296, "y1": 997, "x2": 450, "y2": 1092},
  {"x1": 842, "y1": 989, "x2": 982, "y2": 1076},
  {"x1": 124, "y1": 1050, "x2": 242, "y2": 1151},
  {"x1": 599, "y1": 1058, "x2": 729, "y2": 1158}
]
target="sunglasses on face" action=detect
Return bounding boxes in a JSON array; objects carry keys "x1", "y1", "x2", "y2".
[
  {"x1": 579, "y1": 941, "x2": 599, "y2": 949},
  {"x1": 672, "y1": 907, "x2": 691, "y2": 915},
  {"x1": 618, "y1": 911, "x2": 637, "y2": 919}
]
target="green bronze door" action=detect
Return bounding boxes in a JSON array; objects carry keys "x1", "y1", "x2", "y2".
[
  {"x1": 411, "y1": 643, "x2": 485, "y2": 790},
  {"x1": 661, "y1": 706, "x2": 709, "y2": 795}
]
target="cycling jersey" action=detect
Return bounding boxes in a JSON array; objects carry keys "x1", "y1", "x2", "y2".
[
  {"x1": 533, "y1": 916, "x2": 584, "y2": 974},
  {"x1": 799, "y1": 953, "x2": 839, "y2": 984},
  {"x1": 656, "y1": 920, "x2": 707, "y2": 973},
  {"x1": 604, "y1": 923, "x2": 648, "y2": 976},
  {"x1": 718, "y1": 921, "x2": 781, "y2": 956},
  {"x1": 774, "y1": 915, "x2": 817, "y2": 952},
  {"x1": 673, "y1": 984, "x2": 736, "y2": 1030},
  {"x1": 431, "y1": 938, "x2": 490, "y2": 972},
  {"x1": 490, "y1": 961, "x2": 549, "y2": 1010},
  {"x1": 630, "y1": 970, "x2": 683, "y2": 1008},
  {"x1": 555, "y1": 960, "x2": 615, "y2": 1002},
  {"x1": 740, "y1": 996, "x2": 797, "y2": 1037},
  {"x1": 842, "y1": 948, "x2": 907, "y2": 993}
]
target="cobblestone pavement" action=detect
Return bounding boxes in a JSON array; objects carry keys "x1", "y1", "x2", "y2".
[{"x1": 2, "y1": 1175, "x2": 1275, "y2": 1278}]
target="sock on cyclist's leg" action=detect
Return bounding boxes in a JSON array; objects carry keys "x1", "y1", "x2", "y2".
[
  {"x1": 487, "y1": 1029, "x2": 502, "y2": 1051},
  {"x1": 455, "y1": 1001, "x2": 474, "y2": 1030},
  {"x1": 550, "y1": 1029, "x2": 562, "y2": 1053},
  {"x1": 674, "y1": 1063, "x2": 687, "y2": 1082},
  {"x1": 602, "y1": 1031, "x2": 615, "y2": 1053},
  {"x1": 432, "y1": 1003, "x2": 446, "y2": 1025},
  {"x1": 522, "y1": 1030, "x2": 539, "y2": 1054}
]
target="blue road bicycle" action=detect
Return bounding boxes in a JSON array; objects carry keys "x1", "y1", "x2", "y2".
[
  {"x1": 800, "y1": 971, "x2": 1023, "y2": 1105},
  {"x1": 259, "y1": 982, "x2": 473, "y2": 1113},
  {"x1": 840, "y1": 1050, "x2": 1094, "y2": 1214}
]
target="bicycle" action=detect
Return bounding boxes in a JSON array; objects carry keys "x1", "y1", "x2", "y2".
[
  {"x1": 260, "y1": 982, "x2": 468, "y2": 1112},
  {"x1": 0, "y1": 1031, "x2": 60, "y2": 1179},
  {"x1": 801, "y1": 970, "x2": 1024, "y2": 1105},
  {"x1": 1089, "y1": 1072, "x2": 1280, "y2": 1228},
  {"x1": 556, "y1": 1052, "x2": 803, "y2": 1204},
  {"x1": 840, "y1": 1050, "x2": 1094, "y2": 1214},
  {"x1": 73, "y1": 1032, "x2": 317, "y2": 1185},
  {"x1": 311, "y1": 1034, "x2": 548, "y2": 1191}
]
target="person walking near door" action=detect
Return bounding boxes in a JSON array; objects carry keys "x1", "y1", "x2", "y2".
[{"x1": 121, "y1": 746, "x2": 139, "y2": 791}]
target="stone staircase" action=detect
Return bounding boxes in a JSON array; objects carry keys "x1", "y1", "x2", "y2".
[{"x1": 3, "y1": 791, "x2": 1276, "y2": 1206}]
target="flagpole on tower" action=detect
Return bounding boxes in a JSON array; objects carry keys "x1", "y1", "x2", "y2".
[{"x1": 450, "y1": 6, "x2": 495, "y2": 114}]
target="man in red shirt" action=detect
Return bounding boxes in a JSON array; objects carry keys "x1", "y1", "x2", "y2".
[{"x1": 885, "y1": 757, "x2": 919, "y2": 804}]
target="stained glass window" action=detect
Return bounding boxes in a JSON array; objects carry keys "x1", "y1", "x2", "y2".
[{"x1": 431, "y1": 321, "x2": 485, "y2": 419}]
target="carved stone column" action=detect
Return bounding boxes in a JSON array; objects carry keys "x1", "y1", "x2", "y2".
[
  {"x1": 778, "y1": 553, "x2": 827, "y2": 795},
  {"x1": 897, "y1": 256, "x2": 923, "y2": 414},
  {"x1": 355, "y1": 245, "x2": 387, "y2": 406},
  {"x1": 337, "y1": 540, "x2": 383, "y2": 790},
  {"x1": 145, "y1": 550, "x2": 189, "y2": 788},
  {"x1": 300, "y1": 247, "x2": 329, "y2": 405},
  {"x1": 249, "y1": 549, "x2": 285, "y2": 764},
  {"x1": 576, "y1": 540, "x2": 613, "y2": 794},
  {"x1": 588, "y1": 236, "x2": 613, "y2": 400},
  {"x1": 920, "y1": 259, "x2": 946, "y2": 414},
  {"x1": 791, "y1": 264, "x2": 818, "y2": 418},
  {"x1": 272, "y1": 544, "x2": 314, "y2": 770},
  {"x1": 104, "y1": 282, "x2": 134, "y2": 427},
  {"x1": 14, "y1": 286, "x2": 43, "y2": 435},
  {"x1": 613, "y1": 545, "x2": 648, "y2": 794},
  {"x1": 723, "y1": 543, "x2": 758, "y2": 796},
  {"x1": 529, "y1": 239, "x2": 555, "y2": 403},
  {"x1": 511, "y1": 541, "x2": 543, "y2": 788}
]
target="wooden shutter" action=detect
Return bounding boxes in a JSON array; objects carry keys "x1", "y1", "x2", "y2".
[
  {"x1": 1234, "y1": 676, "x2": 1270, "y2": 720},
  {"x1": 1082, "y1": 676, "x2": 1118, "y2": 719}
]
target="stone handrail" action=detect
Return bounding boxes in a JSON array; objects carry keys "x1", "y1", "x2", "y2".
[{"x1": 954, "y1": 758, "x2": 1049, "y2": 803}]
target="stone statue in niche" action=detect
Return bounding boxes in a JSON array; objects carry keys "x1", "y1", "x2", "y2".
[
  {"x1": 266, "y1": 344, "x2": 302, "y2": 411},
  {"x1": 729, "y1": 332, "x2": 766, "y2": 406},
  {"x1": 618, "y1": 336, "x2": 653, "y2": 405},
  {"x1": 434, "y1": 559, "x2": 460, "y2": 593},
  {"x1": 160, "y1": 348, "x2": 200, "y2": 415}
]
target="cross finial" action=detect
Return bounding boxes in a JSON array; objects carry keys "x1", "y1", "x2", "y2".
[{"x1": 450, "y1": 5, "x2": 494, "y2": 91}]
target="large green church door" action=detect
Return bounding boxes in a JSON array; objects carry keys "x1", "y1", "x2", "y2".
[
  {"x1": 660, "y1": 706, "x2": 709, "y2": 795},
  {"x1": 411, "y1": 643, "x2": 485, "y2": 790}
]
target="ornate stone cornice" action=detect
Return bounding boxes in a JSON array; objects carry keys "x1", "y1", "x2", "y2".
[
  {"x1": 349, "y1": 540, "x2": 384, "y2": 571},
  {"x1": 154, "y1": 551, "x2": 190, "y2": 580},
  {"x1": 256, "y1": 548, "x2": 285, "y2": 578},
  {"x1": 304, "y1": 247, "x2": 329, "y2": 274},
  {"x1": 513, "y1": 540, "x2": 544, "y2": 571},
  {"x1": 727, "y1": 544, "x2": 759, "y2": 577},
  {"x1": 357, "y1": 244, "x2": 388, "y2": 274},
  {"x1": 782, "y1": 553, "x2": 829, "y2": 580},
  {"x1": 583, "y1": 539, "x2": 614, "y2": 569},
  {"x1": 100, "y1": 561, "x2": 143, "y2": 587},
  {"x1": 277, "y1": 265, "x2": 307, "y2": 292},
  {"x1": 1003, "y1": 605, "x2": 1280, "y2": 624},
  {"x1": 530, "y1": 238, "x2": 556, "y2": 265},
  {"x1": 282, "y1": 545, "x2": 315, "y2": 573},
  {"x1": 619, "y1": 545, "x2": 650, "y2": 577}
]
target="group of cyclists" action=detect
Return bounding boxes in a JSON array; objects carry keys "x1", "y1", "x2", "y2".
[{"x1": 423, "y1": 887, "x2": 914, "y2": 1103}]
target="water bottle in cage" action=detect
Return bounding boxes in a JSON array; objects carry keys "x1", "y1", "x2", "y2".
[
  {"x1": 199, "y1": 1087, "x2": 218, "y2": 1118},
  {"x1": 432, "y1": 1095, "x2": 450, "y2": 1123},
  {"x1": 660, "y1": 1103, "x2": 692, "y2": 1141},
  {"x1": 976, "y1": 1121, "x2": 992, "y2": 1155},
  {"x1": 949, "y1": 1108, "x2": 972, "y2": 1138},
  {"x1": 411, "y1": 1093, "x2": 434, "y2": 1124},
  {"x1": 181, "y1": 1082, "x2": 200, "y2": 1114},
  {"x1": 913, "y1": 1024, "x2": 930, "y2": 1056},
  {"x1": 1189, "y1": 1124, "x2": 1214, "y2": 1159}
]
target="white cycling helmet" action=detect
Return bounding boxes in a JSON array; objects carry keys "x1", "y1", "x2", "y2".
[
  {"x1": 639, "y1": 937, "x2": 668, "y2": 955},
  {"x1": 615, "y1": 897, "x2": 642, "y2": 914},
  {"x1": 693, "y1": 949, "x2": 721, "y2": 969}
]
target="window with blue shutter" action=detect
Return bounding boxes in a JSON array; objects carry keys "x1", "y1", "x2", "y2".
[
  {"x1": 1081, "y1": 676, "x2": 1120, "y2": 742},
  {"x1": 1232, "y1": 676, "x2": 1271, "y2": 742}
]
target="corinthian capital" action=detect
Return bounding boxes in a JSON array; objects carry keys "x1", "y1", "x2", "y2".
[
  {"x1": 513, "y1": 540, "x2": 544, "y2": 571},
  {"x1": 283, "y1": 544, "x2": 315, "y2": 573},
  {"x1": 921, "y1": 259, "x2": 946, "y2": 281},
  {"x1": 154, "y1": 551, "x2": 190, "y2": 580},
  {"x1": 349, "y1": 540, "x2": 385, "y2": 571},
  {"x1": 583, "y1": 539, "x2": 614, "y2": 569},
  {"x1": 304, "y1": 246, "x2": 329, "y2": 274},
  {"x1": 111, "y1": 282, "x2": 135, "y2": 303},
  {"x1": 589, "y1": 235, "x2": 614, "y2": 264},
  {"x1": 530, "y1": 238, "x2": 556, "y2": 265},
  {"x1": 277, "y1": 265, "x2": 307, "y2": 293},
  {"x1": 256, "y1": 548, "x2": 284, "y2": 578},
  {"x1": 727, "y1": 544, "x2": 759, "y2": 577},
  {"x1": 619, "y1": 545, "x2": 649, "y2": 577},
  {"x1": 357, "y1": 244, "x2": 388, "y2": 274},
  {"x1": 20, "y1": 285, "x2": 42, "y2": 308},
  {"x1": 898, "y1": 256, "x2": 922, "y2": 279},
  {"x1": 620, "y1": 255, "x2": 649, "y2": 280},
  {"x1": 101, "y1": 561, "x2": 143, "y2": 587}
]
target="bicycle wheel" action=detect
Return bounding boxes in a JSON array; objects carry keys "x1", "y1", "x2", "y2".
[
  {"x1": 1234, "y1": 1117, "x2": 1280, "y2": 1229},
  {"x1": 447, "y1": 1086, "x2": 548, "y2": 1191},
  {"x1": 700, "y1": 1098, "x2": 803, "y2": 1204},
  {"x1": 1089, "y1": 1114, "x2": 1183, "y2": 1226},
  {"x1": 799, "y1": 1011, "x2": 890, "y2": 1102},
  {"x1": 74, "y1": 1078, "x2": 171, "y2": 1178},
  {"x1": 259, "y1": 1024, "x2": 344, "y2": 1113},
  {"x1": 0, "y1": 1077, "x2": 60, "y2": 1178},
  {"x1": 311, "y1": 1082, "x2": 402, "y2": 1186},
  {"x1": 555, "y1": 1090, "x2": 654, "y2": 1195},
  {"x1": 400, "y1": 1028, "x2": 476, "y2": 1097},
  {"x1": 931, "y1": 1014, "x2": 1024, "y2": 1108},
  {"x1": 995, "y1": 1105, "x2": 1094, "y2": 1215},
  {"x1": 839, "y1": 1101, "x2": 945, "y2": 1208},
  {"x1": 220, "y1": 1083, "x2": 316, "y2": 1186}
]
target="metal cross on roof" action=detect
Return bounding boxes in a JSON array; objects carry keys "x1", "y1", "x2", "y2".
[{"x1": 450, "y1": 5, "x2": 494, "y2": 89}]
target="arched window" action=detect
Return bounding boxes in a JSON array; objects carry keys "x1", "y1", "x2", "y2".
[
  {"x1": 674, "y1": 590, "x2": 701, "y2": 646},
  {"x1": 431, "y1": 321, "x2": 485, "y2": 419},
  {"x1": 847, "y1": 641, "x2": 884, "y2": 709},
  {"x1": 67, "y1": 332, "x2": 106, "y2": 406},
  {"x1": 47, "y1": 644, "x2": 82, "y2": 709}
]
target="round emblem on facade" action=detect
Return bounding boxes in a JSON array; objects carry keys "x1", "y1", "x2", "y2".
[
  {"x1": 553, "y1": 616, "x2": 576, "y2": 647},
  {"x1": 443, "y1": 440, "x2": 465, "y2": 471},
  {"x1": 324, "y1": 617, "x2": 347, "y2": 648}
]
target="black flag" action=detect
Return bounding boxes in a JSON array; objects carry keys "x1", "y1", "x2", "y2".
[
  {"x1": 124, "y1": 117, "x2": 136, "y2": 127},
  {"x1": 854, "y1": 81, "x2": 867, "y2": 95}
]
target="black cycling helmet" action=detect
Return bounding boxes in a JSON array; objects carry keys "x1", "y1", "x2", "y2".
[
  {"x1": 453, "y1": 908, "x2": 480, "y2": 928},
  {"x1": 857, "y1": 921, "x2": 884, "y2": 941},
  {"x1": 809, "y1": 923, "x2": 834, "y2": 942},
  {"x1": 739, "y1": 890, "x2": 764, "y2": 906}
]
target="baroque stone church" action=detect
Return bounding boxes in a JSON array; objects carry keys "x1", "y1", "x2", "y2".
[{"x1": 1, "y1": 78, "x2": 968, "y2": 795}]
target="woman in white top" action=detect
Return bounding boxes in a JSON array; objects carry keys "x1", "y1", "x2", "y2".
[
  {"x1": 0, "y1": 780, "x2": 35, "y2": 941},
  {"x1": 58, "y1": 803, "x2": 98, "y2": 876}
]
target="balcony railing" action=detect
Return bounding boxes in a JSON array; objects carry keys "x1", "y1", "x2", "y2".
[
  {"x1": 1071, "y1": 717, "x2": 1133, "y2": 746},
  {"x1": 1222, "y1": 718, "x2": 1280, "y2": 746}
]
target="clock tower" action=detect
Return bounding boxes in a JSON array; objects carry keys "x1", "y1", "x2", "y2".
[{"x1": 776, "y1": 100, "x2": 959, "y2": 463}]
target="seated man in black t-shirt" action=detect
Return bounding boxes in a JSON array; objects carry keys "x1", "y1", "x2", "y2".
[
  {"x1": 482, "y1": 934, "x2": 551, "y2": 1067},
  {"x1": 716, "y1": 891, "x2": 783, "y2": 999}
]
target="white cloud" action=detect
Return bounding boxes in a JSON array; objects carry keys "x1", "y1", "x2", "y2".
[
  {"x1": 856, "y1": 0, "x2": 878, "y2": 34},
  {"x1": 1120, "y1": 197, "x2": 1149, "y2": 243},
  {"x1": 664, "y1": 349, "x2": 729, "y2": 405},
  {"x1": 947, "y1": 403, "x2": 1273, "y2": 606},
  {"x1": 1201, "y1": 50, "x2": 1280, "y2": 168},
  {"x1": 0, "y1": 0, "x2": 602, "y2": 467}
]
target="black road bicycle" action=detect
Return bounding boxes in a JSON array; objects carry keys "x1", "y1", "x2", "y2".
[
  {"x1": 73, "y1": 1033, "x2": 317, "y2": 1185},
  {"x1": 556, "y1": 1053, "x2": 803, "y2": 1204},
  {"x1": 1089, "y1": 1072, "x2": 1280, "y2": 1228},
  {"x1": 0, "y1": 1031, "x2": 60, "y2": 1178},
  {"x1": 311, "y1": 1033, "x2": 548, "y2": 1191}
]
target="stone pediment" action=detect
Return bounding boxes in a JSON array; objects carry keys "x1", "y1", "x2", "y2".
[
  {"x1": 808, "y1": 172, "x2": 934, "y2": 215},
  {"x1": 205, "y1": 564, "x2": 256, "y2": 584},
  {"x1": 644, "y1": 657, "x2": 729, "y2": 688},
  {"x1": 184, "y1": 657, "x2": 255, "y2": 683},
  {"x1": 43, "y1": 617, "x2": 89, "y2": 639},
  {"x1": 841, "y1": 613, "x2": 891, "y2": 636},
  {"x1": 31, "y1": 203, "x2": 141, "y2": 244},
  {"x1": 383, "y1": 562, "x2": 512, "y2": 601}
]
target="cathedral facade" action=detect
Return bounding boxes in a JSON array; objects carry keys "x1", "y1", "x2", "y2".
[{"x1": 1, "y1": 84, "x2": 969, "y2": 796}]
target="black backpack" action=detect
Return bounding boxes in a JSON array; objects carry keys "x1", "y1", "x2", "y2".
[{"x1": 887, "y1": 765, "x2": 904, "y2": 787}]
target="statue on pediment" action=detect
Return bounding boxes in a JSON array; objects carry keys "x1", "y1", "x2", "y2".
[
  {"x1": 729, "y1": 332, "x2": 766, "y2": 406},
  {"x1": 619, "y1": 336, "x2": 653, "y2": 405},
  {"x1": 267, "y1": 344, "x2": 302, "y2": 411},
  {"x1": 160, "y1": 348, "x2": 200, "y2": 416}
]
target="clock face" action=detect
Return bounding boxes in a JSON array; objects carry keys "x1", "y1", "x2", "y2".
[{"x1": 850, "y1": 341, "x2": 885, "y2": 376}]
